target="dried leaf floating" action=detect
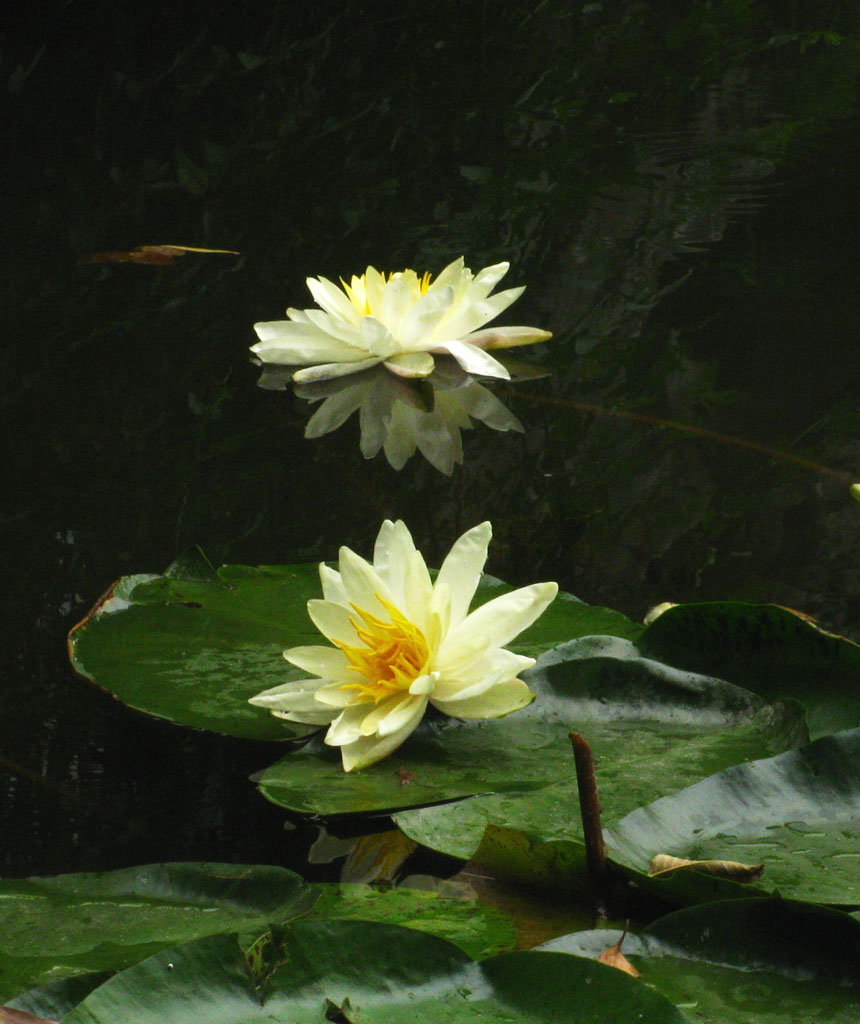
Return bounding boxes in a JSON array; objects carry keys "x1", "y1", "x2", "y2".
[
  {"x1": 649, "y1": 854, "x2": 764, "y2": 883},
  {"x1": 81, "y1": 244, "x2": 239, "y2": 266},
  {"x1": 597, "y1": 924, "x2": 641, "y2": 978}
]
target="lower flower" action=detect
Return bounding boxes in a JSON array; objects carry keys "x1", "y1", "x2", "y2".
[{"x1": 249, "y1": 520, "x2": 558, "y2": 771}]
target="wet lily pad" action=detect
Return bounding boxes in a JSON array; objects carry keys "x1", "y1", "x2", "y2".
[
  {"x1": 68, "y1": 555, "x2": 639, "y2": 741},
  {"x1": 60, "y1": 920, "x2": 687, "y2": 1023},
  {"x1": 606, "y1": 727, "x2": 860, "y2": 905},
  {"x1": 540, "y1": 898, "x2": 860, "y2": 1023},
  {"x1": 303, "y1": 882, "x2": 517, "y2": 960},
  {"x1": 0, "y1": 863, "x2": 313, "y2": 1003},
  {"x1": 257, "y1": 636, "x2": 805, "y2": 847},
  {"x1": 640, "y1": 602, "x2": 860, "y2": 737}
]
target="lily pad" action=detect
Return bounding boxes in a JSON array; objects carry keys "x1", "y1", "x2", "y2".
[
  {"x1": 67, "y1": 562, "x2": 323, "y2": 740},
  {"x1": 540, "y1": 899, "x2": 860, "y2": 1023},
  {"x1": 61, "y1": 920, "x2": 687, "y2": 1023},
  {"x1": 606, "y1": 727, "x2": 860, "y2": 905},
  {"x1": 257, "y1": 636, "x2": 805, "y2": 848},
  {"x1": 392, "y1": 639, "x2": 805, "y2": 858},
  {"x1": 0, "y1": 863, "x2": 314, "y2": 1003},
  {"x1": 640, "y1": 602, "x2": 860, "y2": 737},
  {"x1": 303, "y1": 882, "x2": 517, "y2": 960},
  {"x1": 67, "y1": 556, "x2": 639, "y2": 740},
  {"x1": 5, "y1": 974, "x2": 110, "y2": 1023}
]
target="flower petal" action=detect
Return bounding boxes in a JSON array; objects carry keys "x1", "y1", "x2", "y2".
[
  {"x1": 306, "y1": 275, "x2": 363, "y2": 324},
  {"x1": 441, "y1": 581, "x2": 558, "y2": 654},
  {"x1": 434, "y1": 521, "x2": 491, "y2": 627},
  {"x1": 435, "y1": 285, "x2": 525, "y2": 340},
  {"x1": 465, "y1": 325, "x2": 553, "y2": 350},
  {"x1": 338, "y1": 700, "x2": 428, "y2": 771},
  {"x1": 249, "y1": 676, "x2": 320, "y2": 705},
  {"x1": 471, "y1": 262, "x2": 510, "y2": 294},
  {"x1": 324, "y1": 703, "x2": 372, "y2": 746},
  {"x1": 437, "y1": 646, "x2": 536, "y2": 691},
  {"x1": 428, "y1": 256, "x2": 466, "y2": 291},
  {"x1": 384, "y1": 351, "x2": 436, "y2": 378},
  {"x1": 314, "y1": 679, "x2": 364, "y2": 708},
  {"x1": 372, "y1": 520, "x2": 419, "y2": 609},
  {"x1": 409, "y1": 672, "x2": 438, "y2": 697},
  {"x1": 337, "y1": 546, "x2": 396, "y2": 615},
  {"x1": 249, "y1": 677, "x2": 339, "y2": 726},
  {"x1": 319, "y1": 563, "x2": 349, "y2": 605},
  {"x1": 270, "y1": 707, "x2": 337, "y2": 726},
  {"x1": 431, "y1": 652, "x2": 535, "y2": 703},
  {"x1": 293, "y1": 357, "x2": 382, "y2": 383},
  {"x1": 283, "y1": 644, "x2": 349, "y2": 677},
  {"x1": 432, "y1": 631, "x2": 492, "y2": 677},
  {"x1": 432, "y1": 678, "x2": 534, "y2": 720},
  {"x1": 399, "y1": 285, "x2": 456, "y2": 346},
  {"x1": 362, "y1": 266, "x2": 387, "y2": 315},
  {"x1": 307, "y1": 598, "x2": 360, "y2": 646},
  {"x1": 376, "y1": 693, "x2": 428, "y2": 737},
  {"x1": 380, "y1": 275, "x2": 413, "y2": 335},
  {"x1": 402, "y1": 548, "x2": 435, "y2": 629},
  {"x1": 361, "y1": 316, "x2": 399, "y2": 358},
  {"x1": 252, "y1": 321, "x2": 367, "y2": 365},
  {"x1": 332, "y1": 692, "x2": 427, "y2": 743},
  {"x1": 439, "y1": 339, "x2": 511, "y2": 380}
]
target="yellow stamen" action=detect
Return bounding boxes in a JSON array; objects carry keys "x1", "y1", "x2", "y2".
[
  {"x1": 334, "y1": 595, "x2": 430, "y2": 703},
  {"x1": 340, "y1": 269, "x2": 433, "y2": 317}
]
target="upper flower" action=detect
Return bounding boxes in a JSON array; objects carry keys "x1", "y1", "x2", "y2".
[
  {"x1": 249, "y1": 520, "x2": 558, "y2": 771},
  {"x1": 251, "y1": 257, "x2": 551, "y2": 384}
]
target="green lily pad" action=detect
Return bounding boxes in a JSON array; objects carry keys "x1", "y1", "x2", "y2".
[
  {"x1": 67, "y1": 555, "x2": 639, "y2": 741},
  {"x1": 606, "y1": 727, "x2": 860, "y2": 905},
  {"x1": 540, "y1": 899, "x2": 860, "y2": 1023},
  {"x1": 640, "y1": 602, "x2": 860, "y2": 737},
  {"x1": 5, "y1": 973, "x2": 111, "y2": 1023},
  {"x1": 61, "y1": 920, "x2": 687, "y2": 1023},
  {"x1": 303, "y1": 882, "x2": 517, "y2": 960},
  {"x1": 392, "y1": 639, "x2": 805, "y2": 859},
  {"x1": 257, "y1": 636, "x2": 805, "y2": 847},
  {"x1": 67, "y1": 561, "x2": 323, "y2": 740},
  {"x1": 0, "y1": 863, "x2": 314, "y2": 1003}
]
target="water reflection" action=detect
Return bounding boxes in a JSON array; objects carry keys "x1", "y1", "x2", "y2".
[
  {"x1": 251, "y1": 259, "x2": 551, "y2": 470},
  {"x1": 256, "y1": 356, "x2": 537, "y2": 474}
]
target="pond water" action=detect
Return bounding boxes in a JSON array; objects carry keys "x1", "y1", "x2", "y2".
[{"x1": 4, "y1": 3, "x2": 860, "y2": 877}]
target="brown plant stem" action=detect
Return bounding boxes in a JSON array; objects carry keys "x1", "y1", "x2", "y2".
[{"x1": 569, "y1": 731, "x2": 608, "y2": 914}]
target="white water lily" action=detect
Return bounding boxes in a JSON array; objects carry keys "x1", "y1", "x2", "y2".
[
  {"x1": 295, "y1": 360, "x2": 523, "y2": 475},
  {"x1": 251, "y1": 257, "x2": 551, "y2": 384},
  {"x1": 249, "y1": 520, "x2": 558, "y2": 771}
]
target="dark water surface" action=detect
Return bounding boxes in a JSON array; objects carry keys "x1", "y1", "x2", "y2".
[{"x1": 4, "y1": 2, "x2": 860, "y2": 876}]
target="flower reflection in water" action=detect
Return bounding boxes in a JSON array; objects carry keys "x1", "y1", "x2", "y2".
[
  {"x1": 257, "y1": 356, "x2": 541, "y2": 474},
  {"x1": 252, "y1": 258, "x2": 550, "y2": 472}
]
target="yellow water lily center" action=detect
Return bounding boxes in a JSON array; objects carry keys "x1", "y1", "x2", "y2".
[
  {"x1": 249, "y1": 520, "x2": 558, "y2": 771},
  {"x1": 251, "y1": 257, "x2": 552, "y2": 384}
]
